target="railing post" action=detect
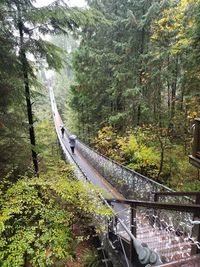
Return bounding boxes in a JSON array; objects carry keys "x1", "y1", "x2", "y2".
[
  {"x1": 191, "y1": 193, "x2": 200, "y2": 255},
  {"x1": 130, "y1": 204, "x2": 137, "y2": 264},
  {"x1": 154, "y1": 192, "x2": 158, "y2": 202}
]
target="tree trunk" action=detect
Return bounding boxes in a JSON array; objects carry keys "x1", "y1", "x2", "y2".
[
  {"x1": 18, "y1": 15, "x2": 39, "y2": 176},
  {"x1": 137, "y1": 8, "x2": 145, "y2": 127},
  {"x1": 171, "y1": 56, "x2": 179, "y2": 119},
  {"x1": 167, "y1": 81, "x2": 170, "y2": 118},
  {"x1": 137, "y1": 105, "x2": 141, "y2": 126},
  {"x1": 167, "y1": 55, "x2": 171, "y2": 119},
  {"x1": 157, "y1": 72, "x2": 162, "y2": 127},
  {"x1": 157, "y1": 136, "x2": 164, "y2": 180},
  {"x1": 171, "y1": 83, "x2": 176, "y2": 119}
]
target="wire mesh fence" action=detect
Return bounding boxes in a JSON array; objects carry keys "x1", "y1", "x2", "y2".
[
  {"x1": 76, "y1": 140, "x2": 196, "y2": 204},
  {"x1": 107, "y1": 201, "x2": 200, "y2": 264}
]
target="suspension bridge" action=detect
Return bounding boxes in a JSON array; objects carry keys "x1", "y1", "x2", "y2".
[{"x1": 49, "y1": 87, "x2": 200, "y2": 267}]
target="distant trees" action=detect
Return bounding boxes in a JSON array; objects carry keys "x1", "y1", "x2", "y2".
[{"x1": 70, "y1": 0, "x2": 200, "y2": 137}]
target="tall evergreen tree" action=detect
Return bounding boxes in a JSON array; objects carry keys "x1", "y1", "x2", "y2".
[
  {"x1": 0, "y1": 2, "x2": 30, "y2": 177},
  {"x1": 2, "y1": 0, "x2": 83, "y2": 175}
]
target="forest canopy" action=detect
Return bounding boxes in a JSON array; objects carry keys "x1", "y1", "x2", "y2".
[{"x1": 67, "y1": 0, "x2": 200, "y2": 189}]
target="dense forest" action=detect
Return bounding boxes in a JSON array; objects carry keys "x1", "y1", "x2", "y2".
[
  {"x1": 1, "y1": 0, "x2": 200, "y2": 265},
  {"x1": 66, "y1": 0, "x2": 200, "y2": 190}
]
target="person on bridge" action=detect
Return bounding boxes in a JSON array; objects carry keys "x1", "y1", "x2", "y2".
[
  {"x1": 61, "y1": 126, "x2": 65, "y2": 138},
  {"x1": 69, "y1": 135, "x2": 76, "y2": 154}
]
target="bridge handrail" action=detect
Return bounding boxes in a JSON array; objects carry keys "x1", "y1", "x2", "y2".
[
  {"x1": 107, "y1": 198, "x2": 200, "y2": 257},
  {"x1": 97, "y1": 195, "x2": 163, "y2": 265},
  {"x1": 73, "y1": 137, "x2": 178, "y2": 202},
  {"x1": 152, "y1": 191, "x2": 200, "y2": 204},
  {"x1": 106, "y1": 198, "x2": 200, "y2": 214},
  {"x1": 65, "y1": 127, "x2": 196, "y2": 207},
  {"x1": 77, "y1": 139, "x2": 173, "y2": 192},
  {"x1": 152, "y1": 192, "x2": 200, "y2": 196}
]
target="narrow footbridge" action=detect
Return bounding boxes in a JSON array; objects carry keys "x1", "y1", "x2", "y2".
[{"x1": 50, "y1": 87, "x2": 200, "y2": 267}]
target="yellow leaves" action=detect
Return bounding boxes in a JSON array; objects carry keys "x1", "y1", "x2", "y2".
[
  {"x1": 95, "y1": 126, "x2": 162, "y2": 178},
  {"x1": 187, "y1": 111, "x2": 197, "y2": 119},
  {"x1": 158, "y1": 16, "x2": 181, "y2": 33},
  {"x1": 136, "y1": 145, "x2": 159, "y2": 167},
  {"x1": 195, "y1": 73, "x2": 200, "y2": 80},
  {"x1": 186, "y1": 97, "x2": 200, "y2": 121},
  {"x1": 188, "y1": 20, "x2": 194, "y2": 27},
  {"x1": 94, "y1": 126, "x2": 118, "y2": 157},
  {"x1": 127, "y1": 135, "x2": 139, "y2": 153},
  {"x1": 159, "y1": 17, "x2": 168, "y2": 25},
  {"x1": 116, "y1": 131, "x2": 160, "y2": 177},
  {"x1": 181, "y1": 0, "x2": 188, "y2": 7},
  {"x1": 180, "y1": 0, "x2": 198, "y2": 9},
  {"x1": 152, "y1": 0, "x2": 196, "y2": 54}
]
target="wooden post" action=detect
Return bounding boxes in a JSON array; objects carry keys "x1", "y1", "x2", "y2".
[
  {"x1": 192, "y1": 119, "x2": 200, "y2": 157},
  {"x1": 191, "y1": 193, "x2": 200, "y2": 255},
  {"x1": 130, "y1": 204, "x2": 137, "y2": 264},
  {"x1": 189, "y1": 118, "x2": 200, "y2": 168}
]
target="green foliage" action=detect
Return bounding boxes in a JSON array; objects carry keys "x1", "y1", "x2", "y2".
[
  {"x1": 181, "y1": 179, "x2": 200, "y2": 192},
  {"x1": 94, "y1": 126, "x2": 121, "y2": 161},
  {"x1": 126, "y1": 142, "x2": 160, "y2": 176},
  {"x1": 0, "y1": 173, "x2": 71, "y2": 266},
  {"x1": 93, "y1": 124, "x2": 199, "y2": 188},
  {"x1": 0, "y1": 161, "x2": 111, "y2": 266},
  {"x1": 82, "y1": 248, "x2": 101, "y2": 267},
  {"x1": 117, "y1": 131, "x2": 160, "y2": 177},
  {"x1": 94, "y1": 126, "x2": 160, "y2": 178}
]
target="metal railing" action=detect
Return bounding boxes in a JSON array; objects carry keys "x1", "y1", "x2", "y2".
[
  {"x1": 152, "y1": 191, "x2": 200, "y2": 204},
  {"x1": 106, "y1": 198, "x2": 200, "y2": 262},
  {"x1": 76, "y1": 140, "x2": 173, "y2": 200},
  {"x1": 73, "y1": 135, "x2": 199, "y2": 238}
]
